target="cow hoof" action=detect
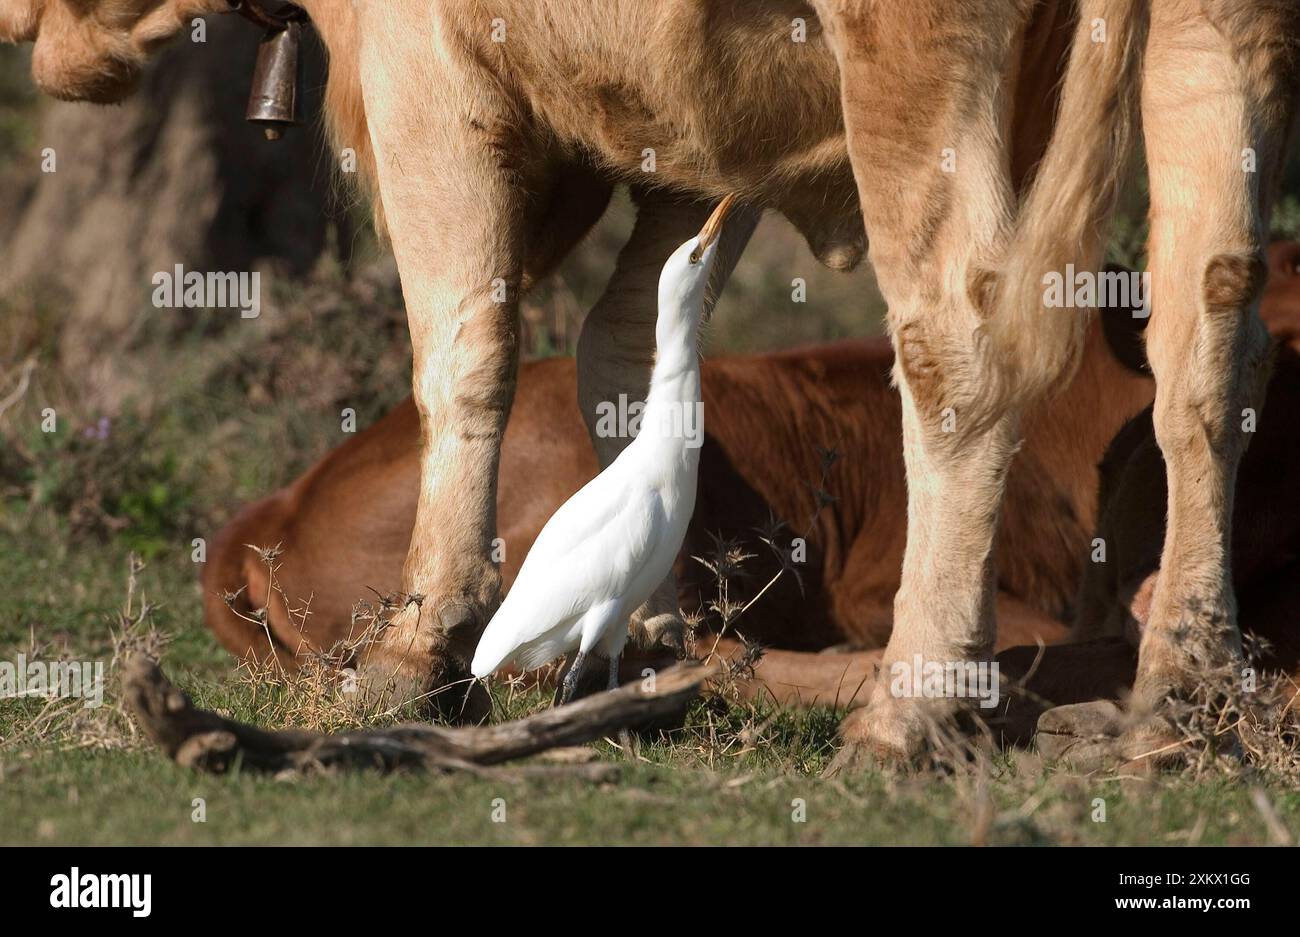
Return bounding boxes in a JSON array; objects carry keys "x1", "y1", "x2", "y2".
[
  {"x1": 1036, "y1": 700, "x2": 1190, "y2": 773},
  {"x1": 1036, "y1": 701, "x2": 1125, "y2": 771},
  {"x1": 429, "y1": 675, "x2": 493, "y2": 725},
  {"x1": 1119, "y1": 673, "x2": 1194, "y2": 771},
  {"x1": 355, "y1": 601, "x2": 491, "y2": 724},
  {"x1": 822, "y1": 707, "x2": 923, "y2": 777},
  {"x1": 356, "y1": 652, "x2": 491, "y2": 725},
  {"x1": 822, "y1": 738, "x2": 905, "y2": 778},
  {"x1": 630, "y1": 611, "x2": 687, "y2": 658},
  {"x1": 1115, "y1": 723, "x2": 1193, "y2": 773},
  {"x1": 356, "y1": 643, "x2": 430, "y2": 710}
]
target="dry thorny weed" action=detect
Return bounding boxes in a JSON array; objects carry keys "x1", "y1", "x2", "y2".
[
  {"x1": 679, "y1": 445, "x2": 843, "y2": 763},
  {"x1": 1023, "y1": 621, "x2": 1300, "y2": 785},
  {"x1": 219, "y1": 543, "x2": 425, "y2": 732},
  {"x1": 1159, "y1": 629, "x2": 1300, "y2": 783},
  {"x1": 690, "y1": 445, "x2": 838, "y2": 674}
]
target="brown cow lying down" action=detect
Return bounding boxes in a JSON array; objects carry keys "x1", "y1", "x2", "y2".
[
  {"x1": 204, "y1": 315, "x2": 1148, "y2": 678},
  {"x1": 204, "y1": 249, "x2": 1300, "y2": 719}
]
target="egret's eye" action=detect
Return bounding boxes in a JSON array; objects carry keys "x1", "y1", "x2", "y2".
[{"x1": 689, "y1": 249, "x2": 701, "y2": 264}]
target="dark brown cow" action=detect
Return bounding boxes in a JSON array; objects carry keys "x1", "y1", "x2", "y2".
[{"x1": 1262, "y1": 241, "x2": 1300, "y2": 356}]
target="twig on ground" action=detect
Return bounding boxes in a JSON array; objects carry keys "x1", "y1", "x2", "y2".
[{"x1": 123, "y1": 654, "x2": 717, "y2": 775}]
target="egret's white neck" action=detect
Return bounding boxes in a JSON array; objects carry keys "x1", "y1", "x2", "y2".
[
  {"x1": 625, "y1": 275, "x2": 705, "y2": 456},
  {"x1": 646, "y1": 282, "x2": 704, "y2": 407}
]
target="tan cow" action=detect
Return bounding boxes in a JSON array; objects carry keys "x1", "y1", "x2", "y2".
[{"x1": 5, "y1": 1, "x2": 1297, "y2": 766}]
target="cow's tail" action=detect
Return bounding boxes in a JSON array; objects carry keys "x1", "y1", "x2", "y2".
[{"x1": 974, "y1": 0, "x2": 1148, "y2": 426}]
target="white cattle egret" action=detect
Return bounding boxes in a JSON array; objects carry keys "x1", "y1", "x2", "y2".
[{"x1": 471, "y1": 194, "x2": 738, "y2": 703}]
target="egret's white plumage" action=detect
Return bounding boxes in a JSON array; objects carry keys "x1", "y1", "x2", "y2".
[{"x1": 471, "y1": 195, "x2": 737, "y2": 699}]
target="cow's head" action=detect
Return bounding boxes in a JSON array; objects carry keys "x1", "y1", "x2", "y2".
[{"x1": 0, "y1": 0, "x2": 230, "y2": 103}]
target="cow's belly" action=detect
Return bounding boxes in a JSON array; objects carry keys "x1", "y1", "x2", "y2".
[{"x1": 460, "y1": 0, "x2": 865, "y2": 270}]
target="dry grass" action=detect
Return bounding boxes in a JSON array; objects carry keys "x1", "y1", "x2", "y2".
[
  {"x1": 689, "y1": 444, "x2": 840, "y2": 671},
  {"x1": 13, "y1": 531, "x2": 1299, "y2": 804},
  {"x1": 1, "y1": 536, "x2": 1296, "y2": 845},
  {"x1": 213, "y1": 543, "x2": 443, "y2": 733},
  {"x1": 0, "y1": 554, "x2": 164, "y2": 756}
]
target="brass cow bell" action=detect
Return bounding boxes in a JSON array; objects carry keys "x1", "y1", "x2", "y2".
[{"x1": 246, "y1": 22, "x2": 303, "y2": 140}]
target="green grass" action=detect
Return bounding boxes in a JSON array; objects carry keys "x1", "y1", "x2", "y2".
[
  {"x1": 2, "y1": 518, "x2": 1299, "y2": 846},
  {"x1": 7, "y1": 746, "x2": 1295, "y2": 846}
]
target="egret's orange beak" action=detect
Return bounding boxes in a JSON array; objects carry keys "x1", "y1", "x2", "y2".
[{"x1": 696, "y1": 194, "x2": 738, "y2": 252}]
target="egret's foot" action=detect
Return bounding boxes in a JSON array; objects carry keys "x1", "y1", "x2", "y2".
[{"x1": 558, "y1": 651, "x2": 588, "y2": 706}]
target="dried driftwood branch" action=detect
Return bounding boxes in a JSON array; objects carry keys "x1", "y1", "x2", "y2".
[{"x1": 123, "y1": 654, "x2": 714, "y2": 775}]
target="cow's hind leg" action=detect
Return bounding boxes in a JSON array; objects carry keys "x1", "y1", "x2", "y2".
[
  {"x1": 817, "y1": 0, "x2": 1139, "y2": 768},
  {"x1": 1125, "y1": 0, "x2": 1294, "y2": 763}
]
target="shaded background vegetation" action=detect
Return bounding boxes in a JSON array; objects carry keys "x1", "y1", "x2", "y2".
[
  {"x1": 0, "y1": 24, "x2": 880, "y2": 565},
  {"x1": 2, "y1": 19, "x2": 1300, "y2": 631}
]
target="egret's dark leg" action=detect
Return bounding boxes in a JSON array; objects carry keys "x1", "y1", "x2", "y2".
[
  {"x1": 607, "y1": 655, "x2": 620, "y2": 692},
  {"x1": 558, "y1": 652, "x2": 587, "y2": 706}
]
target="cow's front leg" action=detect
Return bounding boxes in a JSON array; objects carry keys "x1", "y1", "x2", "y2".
[
  {"x1": 575, "y1": 188, "x2": 757, "y2": 662},
  {"x1": 1124, "y1": 0, "x2": 1289, "y2": 763},
  {"x1": 352, "y1": 12, "x2": 535, "y2": 720}
]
